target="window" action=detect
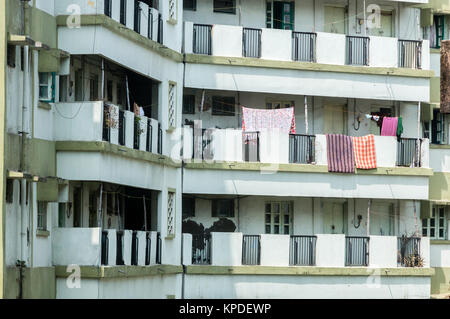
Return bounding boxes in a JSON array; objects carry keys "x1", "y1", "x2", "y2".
[
  {"x1": 6, "y1": 179, "x2": 13, "y2": 204},
  {"x1": 213, "y1": 0, "x2": 235, "y2": 14},
  {"x1": 212, "y1": 199, "x2": 234, "y2": 217},
  {"x1": 37, "y1": 201, "x2": 48, "y2": 231},
  {"x1": 212, "y1": 96, "x2": 235, "y2": 116},
  {"x1": 182, "y1": 197, "x2": 195, "y2": 218},
  {"x1": 107, "y1": 80, "x2": 113, "y2": 102},
  {"x1": 168, "y1": 83, "x2": 177, "y2": 128},
  {"x1": 58, "y1": 203, "x2": 66, "y2": 228},
  {"x1": 167, "y1": 191, "x2": 175, "y2": 237},
  {"x1": 39, "y1": 72, "x2": 55, "y2": 102},
  {"x1": 59, "y1": 75, "x2": 68, "y2": 102},
  {"x1": 431, "y1": 109, "x2": 445, "y2": 144},
  {"x1": 89, "y1": 191, "x2": 98, "y2": 227},
  {"x1": 73, "y1": 187, "x2": 82, "y2": 228},
  {"x1": 7, "y1": 45, "x2": 15, "y2": 68},
  {"x1": 265, "y1": 202, "x2": 292, "y2": 234},
  {"x1": 184, "y1": 0, "x2": 196, "y2": 11},
  {"x1": 89, "y1": 73, "x2": 99, "y2": 101},
  {"x1": 423, "y1": 206, "x2": 447, "y2": 239},
  {"x1": 183, "y1": 95, "x2": 195, "y2": 114},
  {"x1": 435, "y1": 15, "x2": 445, "y2": 48}
]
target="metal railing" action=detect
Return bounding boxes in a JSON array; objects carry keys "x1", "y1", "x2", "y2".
[
  {"x1": 146, "y1": 122, "x2": 153, "y2": 152},
  {"x1": 120, "y1": 0, "x2": 127, "y2": 25},
  {"x1": 101, "y1": 231, "x2": 109, "y2": 265},
  {"x1": 289, "y1": 134, "x2": 315, "y2": 164},
  {"x1": 118, "y1": 110, "x2": 126, "y2": 146},
  {"x1": 345, "y1": 236, "x2": 369, "y2": 266},
  {"x1": 102, "y1": 104, "x2": 111, "y2": 142},
  {"x1": 157, "y1": 13, "x2": 163, "y2": 44},
  {"x1": 398, "y1": 236, "x2": 421, "y2": 267},
  {"x1": 242, "y1": 235, "x2": 261, "y2": 265},
  {"x1": 148, "y1": 9, "x2": 153, "y2": 40},
  {"x1": 192, "y1": 234, "x2": 212, "y2": 265},
  {"x1": 192, "y1": 128, "x2": 214, "y2": 160},
  {"x1": 243, "y1": 132, "x2": 260, "y2": 162},
  {"x1": 104, "y1": 0, "x2": 112, "y2": 17},
  {"x1": 133, "y1": 117, "x2": 140, "y2": 150},
  {"x1": 145, "y1": 232, "x2": 151, "y2": 265},
  {"x1": 116, "y1": 231, "x2": 125, "y2": 265},
  {"x1": 193, "y1": 24, "x2": 212, "y2": 55},
  {"x1": 156, "y1": 232, "x2": 162, "y2": 264},
  {"x1": 157, "y1": 123, "x2": 163, "y2": 154},
  {"x1": 289, "y1": 235, "x2": 317, "y2": 266},
  {"x1": 292, "y1": 32, "x2": 316, "y2": 62},
  {"x1": 131, "y1": 230, "x2": 139, "y2": 265},
  {"x1": 346, "y1": 36, "x2": 369, "y2": 66},
  {"x1": 243, "y1": 28, "x2": 262, "y2": 58},
  {"x1": 398, "y1": 40, "x2": 422, "y2": 69},
  {"x1": 397, "y1": 138, "x2": 422, "y2": 167},
  {"x1": 134, "y1": 1, "x2": 141, "y2": 33}
]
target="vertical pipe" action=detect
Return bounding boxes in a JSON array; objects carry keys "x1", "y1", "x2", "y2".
[
  {"x1": 101, "y1": 58, "x2": 105, "y2": 101},
  {"x1": 367, "y1": 199, "x2": 371, "y2": 237},
  {"x1": 97, "y1": 183, "x2": 103, "y2": 228},
  {"x1": 304, "y1": 95, "x2": 309, "y2": 135}
]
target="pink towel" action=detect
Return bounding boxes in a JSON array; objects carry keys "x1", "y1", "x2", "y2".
[{"x1": 381, "y1": 117, "x2": 398, "y2": 136}]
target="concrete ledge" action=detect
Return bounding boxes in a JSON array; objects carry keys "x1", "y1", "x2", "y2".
[
  {"x1": 55, "y1": 141, "x2": 181, "y2": 168},
  {"x1": 55, "y1": 15, "x2": 183, "y2": 62},
  {"x1": 185, "y1": 265, "x2": 435, "y2": 277},
  {"x1": 55, "y1": 265, "x2": 183, "y2": 279},
  {"x1": 430, "y1": 144, "x2": 450, "y2": 149},
  {"x1": 184, "y1": 161, "x2": 433, "y2": 176},
  {"x1": 185, "y1": 54, "x2": 435, "y2": 78},
  {"x1": 431, "y1": 240, "x2": 450, "y2": 245}
]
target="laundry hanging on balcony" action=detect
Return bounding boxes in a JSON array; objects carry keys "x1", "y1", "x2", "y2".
[
  {"x1": 326, "y1": 134, "x2": 355, "y2": 173},
  {"x1": 241, "y1": 106, "x2": 296, "y2": 134},
  {"x1": 352, "y1": 134, "x2": 377, "y2": 169},
  {"x1": 381, "y1": 117, "x2": 399, "y2": 136}
]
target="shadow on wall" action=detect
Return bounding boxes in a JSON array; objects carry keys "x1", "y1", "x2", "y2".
[{"x1": 182, "y1": 218, "x2": 237, "y2": 251}]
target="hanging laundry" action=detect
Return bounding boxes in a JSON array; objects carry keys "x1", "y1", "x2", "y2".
[
  {"x1": 133, "y1": 102, "x2": 140, "y2": 116},
  {"x1": 242, "y1": 106, "x2": 296, "y2": 134},
  {"x1": 396, "y1": 117, "x2": 403, "y2": 140},
  {"x1": 353, "y1": 134, "x2": 377, "y2": 169},
  {"x1": 381, "y1": 117, "x2": 398, "y2": 136},
  {"x1": 326, "y1": 134, "x2": 355, "y2": 173}
]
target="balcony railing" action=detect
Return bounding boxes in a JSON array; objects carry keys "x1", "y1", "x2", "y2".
[
  {"x1": 192, "y1": 234, "x2": 212, "y2": 265},
  {"x1": 242, "y1": 235, "x2": 261, "y2": 265},
  {"x1": 134, "y1": 1, "x2": 142, "y2": 33},
  {"x1": 399, "y1": 40, "x2": 422, "y2": 69},
  {"x1": 243, "y1": 28, "x2": 262, "y2": 58},
  {"x1": 289, "y1": 134, "x2": 315, "y2": 164},
  {"x1": 398, "y1": 236, "x2": 421, "y2": 267},
  {"x1": 146, "y1": 121, "x2": 153, "y2": 152},
  {"x1": 345, "y1": 236, "x2": 369, "y2": 266},
  {"x1": 193, "y1": 128, "x2": 214, "y2": 160},
  {"x1": 116, "y1": 230, "x2": 125, "y2": 265},
  {"x1": 289, "y1": 235, "x2": 317, "y2": 266},
  {"x1": 193, "y1": 24, "x2": 212, "y2": 55},
  {"x1": 157, "y1": 13, "x2": 163, "y2": 44},
  {"x1": 102, "y1": 104, "x2": 111, "y2": 142},
  {"x1": 292, "y1": 32, "x2": 316, "y2": 62},
  {"x1": 158, "y1": 123, "x2": 163, "y2": 154},
  {"x1": 131, "y1": 230, "x2": 139, "y2": 265},
  {"x1": 156, "y1": 232, "x2": 162, "y2": 264},
  {"x1": 243, "y1": 132, "x2": 260, "y2": 162},
  {"x1": 101, "y1": 230, "x2": 109, "y2": 265},
  {"x1": 148, "y1": 9, "x2": 153, "y2": 40},
  {"x1": 145, "y1": 231, "x2": 151, "y2": 265},
  {"x1": 397, "y1": 138, "x2": 422, "y2": 167},
  {"x1": 346, "y1": 36, "x2": 369, "y2": 66},
  {"x1": 133, "y1": 117, "x2": 141, "y2": 150}
]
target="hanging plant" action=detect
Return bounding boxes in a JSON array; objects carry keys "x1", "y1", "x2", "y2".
[
  {"x1": 134, "y1": 116, "x2": 145, "y2": 135},
  {"x1": 104, "y1": 104, "x2": 119, "y2": 129}
]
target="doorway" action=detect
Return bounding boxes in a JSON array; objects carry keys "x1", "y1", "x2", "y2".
[
  {"x1": 324, "y1": 104, "x2": 346, "y2": 134},
  {"x1": 369, "y1": 201, "x2": 394, "y2": 236},
  {"x1": 324, "y1": 5, "x2": 346, "y2": 34},
  {"x1": 267, "y1": 1, "x2": 294, "y2": 30},
  {"x1": 323, "y1": 201, "x2": 347, "y2": 234},
  {"x1": 368, "y1": 10, "x2": 394, "y2": 37}
]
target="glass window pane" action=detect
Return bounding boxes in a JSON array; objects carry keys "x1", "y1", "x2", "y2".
[
  {"x1": 281, "y1": 203, "x2": 289, "y2": 214},
  {"x1": 439, "y1": 229, "x2": 444, "y2": 238},
  {"x1": 284, "y1": 214, "x2": 290, "y2": 224},
  {"x1": 265, "y1": 225, "x2": 270, "y2": 234},
  {"x1": 265, "y1": 214, "x2": 271, "y2": 223},
  {"x1": 274, "y1": 214, "x2": 279, "y2": 224},
  {"x1": 274, "y1": 225, "x2": 279, "y2": 234},
  {"x1": 430, "y1": 219, "x2": 435, "y2": 227},
  {"x1": 273, "y1": 203, "x2": 279, "y2": 214},
  {"x1": 430, "y1": 229, "x2": 435, "y2": 237},
  {"x1": 422, "y1": 228, "x2": 427, "y2": 236},
  {"x1": 265, "y1": 203, "x2": 271, "y2": 213},
  {"x1": 284, "y1": 225, "x2": 289, "y2": 234}
]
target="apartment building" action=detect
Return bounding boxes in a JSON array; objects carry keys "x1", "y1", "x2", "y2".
[
  {"x1": 418, "y1": 0, "x2": 450, "y2": 298},
  {"x1": 0, "y1": 0, "x2": 443, "y2": 299}
]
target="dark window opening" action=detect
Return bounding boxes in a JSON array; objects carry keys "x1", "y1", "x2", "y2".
[
  {"x1": 7, "y1": 45, "x2": 16, "y2": 68},
  {"x1": 6, "y1": 179, "x2": 13, "y2": 204},
  {"x1": 183, "y1": 95, "x2": 195, "y2": 114},
  {"x1": 213, "y1": 0, "x2": 236, "y2": 14},
  {"x1": 120, "y1": 0, "x2": 127, "y2": 25},
  {"x1": 212, "y1": 199, "x2": 235, "y2": 217},
  {"x1": 183, "y1": 197, "x2": 195, "y2": 218},
  {"x1": 184, "y1": 0, "x2": 196, "y2": 11},
  {"x1": 212, "y1": 96, "x2": 235, "y2": 116}
]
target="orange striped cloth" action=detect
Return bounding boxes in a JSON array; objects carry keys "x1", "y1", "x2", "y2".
[{"x1": 352, "y1": 134, "x2": 377, "y2": 169}]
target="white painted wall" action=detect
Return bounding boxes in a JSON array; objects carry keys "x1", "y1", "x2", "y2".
[
  {"x1": 211, "y1": 232, "x2": 242, "y2": 266},
  {"x1": 260, "y1": 234, "x2": 290, "y2": 266},
  {"x1": 316, "y1": 234, "x2": 345, "y2": 267},
  {"x1": 369, "y1": 235, "x2": 397, "y2": 267},
  {"x1": 430, "y1": 243, "x2": 450, "y2": 267}
]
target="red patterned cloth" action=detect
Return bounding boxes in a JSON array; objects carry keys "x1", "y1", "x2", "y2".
[
  {"x1": 242, "y1": 106, "x2": 296, "y2": 134},
  {"x1": 352, "y1": 134, "x2": 377, "y2": 169}
]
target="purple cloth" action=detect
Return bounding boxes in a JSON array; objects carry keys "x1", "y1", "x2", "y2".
[
  {"x1": 381, "y1": 117, "x2": 398, "y2": 136},
  {"x1": 326, "y1": 134, "x2": 355, "y2": 173}
]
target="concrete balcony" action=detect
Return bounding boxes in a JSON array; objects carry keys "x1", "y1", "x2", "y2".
[
  {"x1": 52, "y1": 227, "x2": 161, "y2": 266},
  {"x1": 183, "y1": 23, "x2": 432, "y2": 102},
  {"x1": 183, "y1": 232, "x2": 430, "y2": 268}
]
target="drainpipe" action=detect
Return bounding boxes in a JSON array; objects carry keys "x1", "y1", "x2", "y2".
[
  {"x1": 417, "y1": 101, "x2": 421, "y2": 167},
  {"x1": 304, "y1": 96, "x2": 308, "y2": 135}
]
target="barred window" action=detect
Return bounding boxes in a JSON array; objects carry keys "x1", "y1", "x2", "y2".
[
  {"x1": 183, "y1": 0, "x2": 196, "y2": 11},
  {"x1": 422, "y1": 206, "x2": 447, "y2": 239},
  {"x1": 212, "y1": 199, "x2": 234, "y2": 217},
  {"x1": 168, "y1": 0, "x2": 177, "y2": 21},
  {"x1": 213, "y1": 0, "x2": 235, "y2": 14},
  {"x1": 37, "y1": 201, "x2": 48, "y2": 231},
  {"x1": 212, "y1": 96, "x2": 235, "y2": 116},
  {"x1": 183, "y1": 95, "x2": 195, "y2": 114},
  {"x1": 168, "y1": 83, "x2": 177, "y2": 128}
]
